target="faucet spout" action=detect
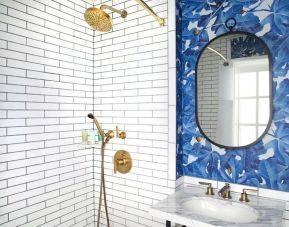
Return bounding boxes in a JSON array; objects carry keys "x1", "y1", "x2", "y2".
[{"x1": 218, "y1": 183, "x2": 232, "y2": 199}]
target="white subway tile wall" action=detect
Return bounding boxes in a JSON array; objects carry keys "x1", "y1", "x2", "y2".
[
  {"x1": 0, "y1": 0, "x2": 176, "y2": 226},
  {"x1": 93, "y1": 0, "x2": 176, "y2": 226},
  {"x1": 0, "y1": 0, "x2": 95, "y2": 226}
]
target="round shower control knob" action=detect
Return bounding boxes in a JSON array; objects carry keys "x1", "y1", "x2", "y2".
[{"x1": 114, "y1": 150, "x2": 132, "y2": 174}]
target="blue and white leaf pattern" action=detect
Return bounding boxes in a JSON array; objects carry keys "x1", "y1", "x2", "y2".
[
  {"x1": 176, "y1": 0, "x2": 289, "y2": 191},
  {"x1": 231, "y1": 36, "x2": 267, "y2": 59}
]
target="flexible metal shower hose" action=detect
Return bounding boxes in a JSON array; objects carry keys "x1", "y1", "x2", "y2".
[{"x1": 97, "y1": 141, "x2": 110, "y2": 227}]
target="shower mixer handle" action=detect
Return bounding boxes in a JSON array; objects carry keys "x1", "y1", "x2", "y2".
[{"x1": 116, "y1": 126, "x2": 126, "y2": 140}]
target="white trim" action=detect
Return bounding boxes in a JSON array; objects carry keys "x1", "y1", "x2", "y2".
[{"x1": 168, "y1": 0, "x2": 177, "y2": 184}]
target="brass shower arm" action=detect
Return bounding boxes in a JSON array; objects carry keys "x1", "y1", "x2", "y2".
[
  {"x1": 100, "y1": 4, "x2": 128, "y2": 18},
  {"x1": 134, "y1": 0, "x2": 165, "y2": 26},
  {"x1": 84, "y1": 0, "x2": 164, "y2": 32}
]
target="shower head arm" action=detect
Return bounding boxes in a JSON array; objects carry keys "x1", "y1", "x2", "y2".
[
  {"x1": 100, "y1": 4, "x2": 128, "y2": 18},
  {"x1": 134, "y1": 0, "x2": 165, "y2": 26}
]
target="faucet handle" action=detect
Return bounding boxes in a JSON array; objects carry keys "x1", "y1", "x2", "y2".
[
  {"x1": 116, "y1": 126, "x2": 126, "y2": 139},
  {"x1": 199, "y1": 182, "x2": 214, "y2": 196},
  {"x1": 239, "y1": 188, "x2": 258, "y2": 202},
  {"x1": 218, "y1": 183, "x2": 232, "y2": 199}
]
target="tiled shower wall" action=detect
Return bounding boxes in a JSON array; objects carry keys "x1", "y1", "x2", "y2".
[
  {"x1": 93, "y1": 0, "x2": 176, "y2": 226},
  {"x1": 0, "y1": 0, "x2": 96, "y2": 226},
  {"x1": 0, "y1": 0, "x2": 177, "y2": 226}
]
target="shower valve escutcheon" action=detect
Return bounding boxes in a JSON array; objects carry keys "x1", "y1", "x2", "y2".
[{"x1": 114, "y1": 150, "x2": 132, "y2": 174}]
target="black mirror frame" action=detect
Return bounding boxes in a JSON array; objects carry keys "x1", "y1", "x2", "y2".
[{"x1": 195, "y1": 31, "x2": 273, "y2": 149}]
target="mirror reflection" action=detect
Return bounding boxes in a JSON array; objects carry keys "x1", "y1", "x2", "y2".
[{"x1": 197, "y1": 33, "x2": 271, "y2": 147}]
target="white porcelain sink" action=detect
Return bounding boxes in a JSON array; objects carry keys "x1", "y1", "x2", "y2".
[{"x1": 182, "y1": 197, "x2": 259, "y2": 224}]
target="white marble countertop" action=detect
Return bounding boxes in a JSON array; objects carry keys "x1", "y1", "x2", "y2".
[{"x1": 149, "y1": 186, "x2": 286, "y2": 227}]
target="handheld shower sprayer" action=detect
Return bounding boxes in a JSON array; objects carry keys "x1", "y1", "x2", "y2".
[
  {"x1": 86, "y1": 113, "x2": 131, "y2": 227},
  {"x1": 87, "y1": 112, "x2": 111, "y2": 227},
  {"x1": 87, "y1": 113, "x2": 104, "y2": 138},
  {"x1": 88, "y1": 113, "x2": 115, "y2": 144}
]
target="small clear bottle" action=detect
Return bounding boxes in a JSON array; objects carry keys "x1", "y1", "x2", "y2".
[
  {"x1": 95, "y1": 130, "x2": 99, "y2": 142},
  {"x1": 82, "y1": 130, "x2": 88, "y2": 144},
  {"x1": 89, "y1": 130, "x2": 96, "y2": 144}
]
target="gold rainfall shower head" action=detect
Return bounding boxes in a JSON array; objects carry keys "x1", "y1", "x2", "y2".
[
  {"x1": 84, "y1": 0, "x2": 164, "y2": 32},
  {"x1": 84, "y1": 7, "x2": 112, "y2": 32},
  {"x1": 84, "y1": 4, "x2": 127, "y2": 32}
]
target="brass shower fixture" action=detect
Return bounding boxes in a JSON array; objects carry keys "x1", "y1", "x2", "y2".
[
  {"x1": 116, "y1": 126, "x2": 126, "y2": 139},
  {"x1": 104, "y1": 130, "x2": 115, "y2": 143},
  {"x1": 114, "y1": 150, "x2": 132, "y2": 174},
  {"x1": 84, "y1": 0, "x2": 165, "y2": 32},
  {"x1": 87, "y1": 113, "x2": 131, "y2": 227},
  {"x1": 84, "y1": 5, "x2": 127, "y2": 32},
  {"x1": 134, "y1": 0, "x2": 165, "y2": 27},
  {"x1": 100, "y1": 4, "x2": 128, "y2": 18}
]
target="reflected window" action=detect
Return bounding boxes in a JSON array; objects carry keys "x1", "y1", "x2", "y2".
[{"x1": 233, "y1": 58, "x2": 270, "y2": 146}]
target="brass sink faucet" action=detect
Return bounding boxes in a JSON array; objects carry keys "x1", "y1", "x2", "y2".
[
  {"x1": 218, "y1": 183, "x2": 232, "y2": 199},
  {"x1": 199, "y1": 182, "x2": 214, "y2": 195},
  {"x1": 239, "y1": 188, "x2": 258, "y2": 202}
]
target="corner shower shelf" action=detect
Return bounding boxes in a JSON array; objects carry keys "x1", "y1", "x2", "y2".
[{"x1": 77, "y1": 143, "x2": 100, "y2": 149}]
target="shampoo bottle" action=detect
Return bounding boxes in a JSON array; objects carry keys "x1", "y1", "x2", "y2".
[
  {"x1": 82, "y1": 130, "x2": 88, "y2": 144},
  {"x1": 89, "y1": 130, "x2": 96, "y2": 144}
]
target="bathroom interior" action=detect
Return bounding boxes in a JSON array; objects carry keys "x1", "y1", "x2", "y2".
[{"x1": 0, "y1": 0, "x2": 289, "y2": 226}]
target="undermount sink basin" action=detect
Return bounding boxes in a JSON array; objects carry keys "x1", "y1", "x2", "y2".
[{"x1": 182, "y1": 197, "x2": 259, "y2": 224}]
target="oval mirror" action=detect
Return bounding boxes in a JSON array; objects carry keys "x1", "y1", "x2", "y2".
[{"x1": 196, "y1": 32, "x2": 272, "y2": 148}]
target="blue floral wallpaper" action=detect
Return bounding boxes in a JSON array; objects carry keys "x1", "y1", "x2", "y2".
[
  {"x1": 176, "y1": 0, "x2": 289, "y2": 192},
  {"x1": 231, "y1": 36, "x2": 267, "y2": 59}
]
